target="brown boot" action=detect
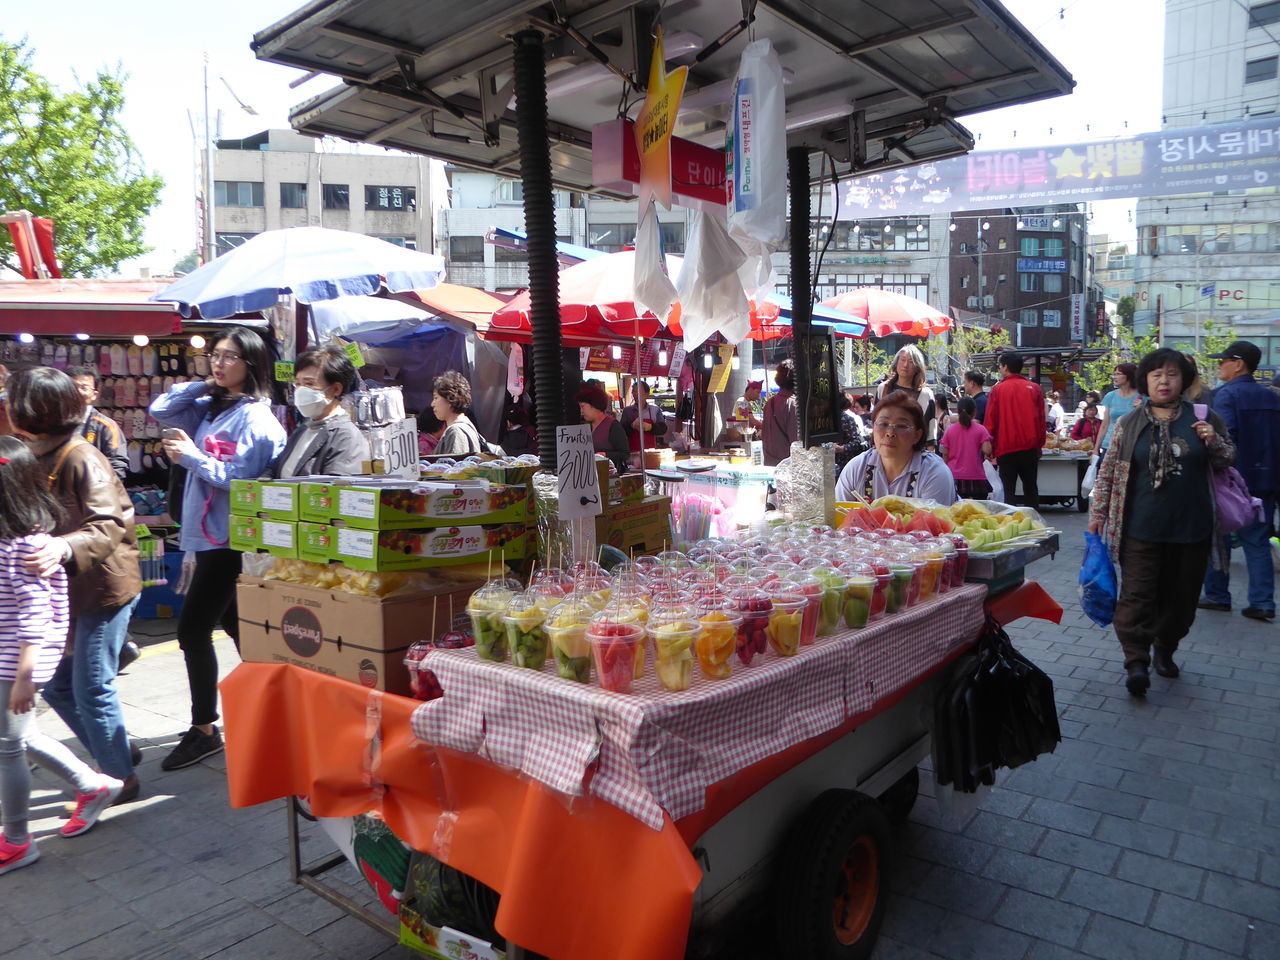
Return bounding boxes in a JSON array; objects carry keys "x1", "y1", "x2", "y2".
[
  {"x1": 1125, "y1": 661, "x2": 1150, "y2": 697},
  {"x1": 1152, "y1": 649, "x2": 1180, "y2": 678}
]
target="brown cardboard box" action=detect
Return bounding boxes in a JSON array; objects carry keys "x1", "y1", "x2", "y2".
[
  {"x1": 237, "y1": 576, "x2": 479, "y2": 695},
  {"x1": 595, "y1": 496, "x2": 672, "y2": 555}
]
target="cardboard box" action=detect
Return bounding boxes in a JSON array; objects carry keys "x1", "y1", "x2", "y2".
[
  {"x1": 229, "y1": 479, "x2": 301, "y2": 520},
  {"x1": 594, "y1": 461, "x2": 646, "y2": 506},
  {"x1": 298, "y1": 522, "x2": 529, "y2": 571},
  {"x1": 297, "y1": 479, "x2": 528, "y2": 529},
  {"x1": 237, "y1": 576, "x2": 480, "y2": 695},
  {"x1": 228, "y1": 517, "x2": 300, "y2": 559},
  {"x1": 595, "y1": 496, "x2": 671, "y2": 554}
]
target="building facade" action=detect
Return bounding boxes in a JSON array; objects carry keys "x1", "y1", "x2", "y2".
[
  {"x1": 1133, "y1": 0, "x2": 1280, "y2": 369},
  {"x1": 209, "y1": 129, "x2": 434, "y2": 257}
]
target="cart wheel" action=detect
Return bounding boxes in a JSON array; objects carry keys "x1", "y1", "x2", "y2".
[
  {"x1": 1077, "y1": 494, "x2": 1089, "y2": 512},
  {"x1": 878, "y1": 767, "x2": 919, "y2": 824},
  {"x1": 774, "y1": 790, "x2": 892, "y2": 960}
]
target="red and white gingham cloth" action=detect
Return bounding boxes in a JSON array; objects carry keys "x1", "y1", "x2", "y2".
[{"x1": 411, "y1": 583, "x2": 986, "y2": 831}]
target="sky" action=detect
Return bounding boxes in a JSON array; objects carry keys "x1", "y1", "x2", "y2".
[{"x1": 3, "y1": 0, "x2": 1165, "y2": 277}]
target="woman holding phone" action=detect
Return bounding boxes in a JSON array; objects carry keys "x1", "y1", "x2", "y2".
[{"x1": 149, "y1": 328, "x2": 285, "y2": 772}]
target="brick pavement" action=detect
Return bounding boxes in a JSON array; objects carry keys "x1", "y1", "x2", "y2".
[{"x1": 2, "y1": 509, "x2": 1277, "y2": 960}]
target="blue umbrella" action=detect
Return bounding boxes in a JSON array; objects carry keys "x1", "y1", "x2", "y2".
[
  {"x1": 152, "y1": 227, "x2": 447, "y2": 320},
  {"x1": 764, "y1": 292, "x2": 868, "y2": 338}
]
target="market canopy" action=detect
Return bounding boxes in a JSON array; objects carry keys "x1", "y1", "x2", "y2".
[
  {"x1": 252, "y1": 0, "x2": 1073, "y2": 193},
  {"x1": 0, "y1": 279, "x2": 182, "y2": 337}
]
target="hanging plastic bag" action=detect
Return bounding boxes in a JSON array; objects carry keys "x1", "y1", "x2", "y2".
[
  {"x1": 676, "y1": 210, "x2": 750, "y2": 351},
  {"x1": 1081, "y1": 453, "x2": 1099, "y2": 497},
  {"x1": 727, "y1": 38, "x2": 787, "y2": 301},
  {"x1": 983, "y1": 459, "x2": 1005, "y2": 502},
  {"x1": 1079, "y1": 532, "x2": 1117, "y2": 627},
  {"x1": 632, "y1": 199, "x2": 678, "y2": 324}
]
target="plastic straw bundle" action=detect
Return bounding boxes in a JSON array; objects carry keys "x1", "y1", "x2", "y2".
[{"x1": 673, "y1": 492, "x2": 721, "y2": 544}]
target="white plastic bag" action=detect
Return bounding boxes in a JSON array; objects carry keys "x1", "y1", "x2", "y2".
[
  {"x1": 727, "y1": 39, "x2": 787, "y2": 302},
  {"x1": 676, "y1": 210, "x2": 750, "y2": 351},
  {"x1": 983, "y1": 460, "x2": 1005, "y2": 503},
  {"x1": 1081, "y1": 453, "x2": 1099, "y2": 497},
  {"x1": 632, "y1": 199, "x2": 678, "y2": 324}
]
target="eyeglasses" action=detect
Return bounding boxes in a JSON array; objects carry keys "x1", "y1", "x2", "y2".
[
  {"x1": 873, "y1": 420, "x2": 917, "y2": 434},
  {"x1": 205, "y1": 351, "x2": 243, "y2": 365}
]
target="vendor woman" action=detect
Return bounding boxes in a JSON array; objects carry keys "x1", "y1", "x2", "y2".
[
  {"x1": 577, "y1": 385, "x2": 629, "y2": 473},
  {"x1": 835, "y1": 393, "x2": 957, "y2": 505}
]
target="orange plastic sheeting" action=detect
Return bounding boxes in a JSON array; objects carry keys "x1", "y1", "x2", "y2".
[
  {"x1": 221, "y1": 664, "x2": 702, "y2": 960},
  {"x1": 986, "y1": 580, "x2": 1063, "y2": 626}
]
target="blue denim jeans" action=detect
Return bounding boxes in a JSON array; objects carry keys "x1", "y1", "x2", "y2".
[
  {"x1": 42, "y1": 596, "x2": 140, "y2": 780},
  {"x1": 1203, "y1": 494, "x2": 1276, "y2": 613}
]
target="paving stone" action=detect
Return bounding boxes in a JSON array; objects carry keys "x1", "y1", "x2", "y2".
[
  {"x1": 1079, "y1": 914, "x2": 1186, "y2": 960},
  {"x1": 1150, "y1": 892, "x2": 1251, "y2": 954},
  {"x1": 202, "y1": 922, "x2": 332, "y2": 960},
  {"x1": 57, "y1": 922, "x2": 197, "y2": 960},
  {"x1": 307, "y1": 916, "x2": 403, "y2": 960},
  {"x1": 1201, "y1": 871, "x2": 1280, "y2": 921},
  {"x1": 1174, "y1": 833, "x2": 1262, "y2": 880},
  {"x1": 1142, "y1": 797, "x2": 1220, "y2": 837},
  {"x1": 1060, "y1": 869, "x2": 1155, "y2": 924},
  {"x1": 925, "y1": 912, "x2": 1033, "y2": 960},
  {"x1": 992, "y1": 888, "x2": 1090, "y2": 947},
  {"x1": 1023, "y1": 796, "x2": 1101, "y2": 837},
  {"x1": 979, "y1": 848, "x2": 1069, "y2": 898},
  {"x1": 911, "y1": 863, "x2": 1006, "y2": 919},
  {"x1": 1069, "y1": 782, "x2": 1146, "y2": 819},
  {"x1": 1188, "y1": 784, "x2": 1268, "y2": 821},
  {"x1": 963, "y1": 811, "x2": 1046, "y2": 854},
  {"x1": 260, "y1": 888, "x2": 350, "y2": 937},
  {"x1": 1115, "y1": 771, "x2": 1193, "y2": 804},
  {"x1": 1115, "y1": 849, "x2": 1206, "y2": 898},
  {"x1": 1093, "y1": 812, "x2": 1176, "y2": 857},
  {"x1": 1246, "y1": 918, "x2": 1280, "y2": 960},
  {"x1": 909, "y1": 828, "x2": 997, "y2": 874},
  {"x1": 877, "y1": 894, "x2": 949, "y2": 949}
]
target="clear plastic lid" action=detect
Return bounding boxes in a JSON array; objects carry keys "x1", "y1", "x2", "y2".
[
  {"x1": 504, "y1": 590, "x2": 554, "y2": 624},
  {"x1": 782, "y1": 572, "x2": 825, "y2": 596},
  {"x1": 468, "y1": 580, "x2": 518, "y2": 612},
  {"x1": 728, "y1": 585, "x2": 774, "y2": 616},
  {"x1": 587, "y1": 603, "x2": 646, "y2": 637},
  {"x1": 566, "y1": 559, "x2": 606, "y2": 579},
  {"x1": 546, "y1": 596, "x2": 594, "y2": 630},
  {"x1": 654, "y1": 549, "x2": 692, "y2": 571},
  {"x1": 763, "y1": 579, "x2": 806, "y2": 607}
]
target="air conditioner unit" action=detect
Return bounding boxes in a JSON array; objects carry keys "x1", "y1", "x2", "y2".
[
  {"x1": 983, "y1": 295, "x2": 996, "y2": 308},
  {"x1": 966, "y1": 296, "x2": 979, "y2": 308}
]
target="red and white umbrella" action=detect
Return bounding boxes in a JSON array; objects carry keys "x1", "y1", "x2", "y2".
[{"x1": 819, "y1": 288, "x2": 952, "y2": 339}]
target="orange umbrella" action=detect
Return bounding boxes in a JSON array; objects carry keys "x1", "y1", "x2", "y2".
[{"x1": 819, "y1": 288, "x2": 952, "y2": 339}]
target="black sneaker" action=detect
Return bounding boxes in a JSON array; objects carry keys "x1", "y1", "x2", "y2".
[
  {"x1": 160, "y1": 726, "x2": 223, "y2": 771},
  {"x1": 1196, "y1": 600, "x2": 1231, "y2": 612},
  {"x1": 129, "y1": 740, "x2": 143, "y2": 767},
  {"x1": 117, "y1": 640, "x2": 141, "y2": 673},
  {"x1": 1242, "y1": 607, "x2": 1276, "y2": 621},
  {"x1": 112, "y1": 775, "x2": 141, "y2": 806}
]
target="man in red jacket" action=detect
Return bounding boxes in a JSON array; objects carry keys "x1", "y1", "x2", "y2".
[{"x1": 985, "y1": 351, "x2": 1043, "y2": 509}]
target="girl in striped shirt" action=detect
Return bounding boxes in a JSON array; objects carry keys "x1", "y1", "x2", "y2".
[{"x1": 0, "y1": 436, "x2": 122, "y2": 876}]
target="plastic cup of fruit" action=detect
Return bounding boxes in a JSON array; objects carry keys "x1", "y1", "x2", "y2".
[
  {"x1": 945, "y1": 534, "x2": 970, "y2": 585},
  {"x1": 503, "y1": 594, "x2": 551, "y2": 669},
  {"x1": 693, "y1": 608, "x2": 741, "y2": 680},
  {"x1": 728, "y1": 586, "x2": 774, "y2": 666},
  {"x1": 546, "y1": 601, "x2": 592, "y2": 682},
  {"x1": 842, "y1": 568, "x2": 876, "y2": 630},
  {"x1": 806, "y1": 567, "x2": 847, "y2": 637},
  {"x1": 885, "y1": 562, "x2": 914, "y2": 614},
  {"x1": 649, "y1": 616, "x2": 698, "y2": 691},
  {"x1": 917, "y1": 549, "x2": 944, "y2": 600},
  {"x1": 783, "y1": 574, "x2": 824, "y2": 645},
  {"x1": 530, "y1": 567, "x2": 572, "y2": 597},
  {"x1": 655, "y1": 549, "x2": 692, "y2": 572},
  {"x1": 763, "y1": 585, "x2": 806, "y2": 657},
  {"x1": 861, "y1": 560, "x2": 891, "y2": 621},
  {"x1": 467, "y1": 583, "x2": 516, "y2": 662},
  {"x1": 404, "y1": 641, "x2": 442, "y2": 700},
  {"x1": 603, "y1": 601, "x2": 649, "y2": 678},
  {"x1": 587, "y1": 617, "x2": 645, "y2": 694}
]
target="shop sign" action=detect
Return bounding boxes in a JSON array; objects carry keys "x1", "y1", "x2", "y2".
[
  {"x1": 592, "y1": 119, "x2": 726, "y2": 211},
  {"x1": 1017, "y1": 216, "x2": 1059, "y2": 231},
  {"x1": 1070, "y1": 294, "x2": 1085, "y2": 342},
  {"x1": 556, "y1": 424, "x2": 602, "y2": 521},
  {"x1": 1017, "y1": 257, "x2": 1068, "y2": 273}
]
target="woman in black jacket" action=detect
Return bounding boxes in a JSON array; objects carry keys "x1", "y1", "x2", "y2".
[{"x1": 272, "y1": 346, "x2": 368, "y2": 478}]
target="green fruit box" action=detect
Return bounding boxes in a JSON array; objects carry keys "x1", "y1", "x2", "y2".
[
  {"x1": 298, "y1": 479, "x2": 528, "y2": 529},
  {"x1": 228, "y1": 516, "x2": 300, "y2": 559},
  {"x1": 298, "y1": 521, "x2": 529, "y2": 571},
  {"x1": 229, "y1": 479, "x2": 302, "y2": 520}
]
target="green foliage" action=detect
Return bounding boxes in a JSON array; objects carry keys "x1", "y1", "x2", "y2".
[
  {"x1": 945, "y1": 323, "x2": 1012, "y2": 378},
  {"x1": 1115, "y1": 295, "x2": 1136, "y2": 325},
  {"x1": 848, "y1": 337, "x2": 895, "y2": 390},
  {"x1": 1076, "y1": 313, "x2": 1234, "y2": 395},
  {"x1": 0, "y1": 38, "x2": 163, "y2": 277},
  {"x1": 172, "y1": 249, "x2": 199, "y2": 276}
]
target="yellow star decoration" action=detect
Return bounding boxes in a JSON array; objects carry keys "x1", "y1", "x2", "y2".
[
  {"x1": 1050, "y1": 147, "x2": 1086, "y2": 180},
  {"x1": 634, "y1": 26, "x2": 688, "y2": 210}
]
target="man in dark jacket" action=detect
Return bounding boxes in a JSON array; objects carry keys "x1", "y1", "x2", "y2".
[
  {"x1": 963, "y1": 370, "x2": 988, "y2": 423},
  {"x1": 1200, "y1": 340, "x2": 1280, "y2": 620},
  {"x1": 68, "y1": 365, "x2": 129, "y2": 479}
]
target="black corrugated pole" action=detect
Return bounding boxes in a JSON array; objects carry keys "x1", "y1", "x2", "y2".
[
  {"x1": 788, "y1": 146, "x2": 812, "y2": 447},
  {"x1": 513, "y1": 30, "x2": 562, "y2": 471}
]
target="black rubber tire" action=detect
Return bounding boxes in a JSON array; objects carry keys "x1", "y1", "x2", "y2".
[
  {"x1": 878, "y1": 767, "x2": 919, "y2": 824},
  {"x1": 774, "y1": 790, "x2": 893, "y2": 960}
]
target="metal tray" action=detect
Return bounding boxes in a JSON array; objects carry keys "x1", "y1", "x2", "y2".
[{"x1": 964, "y1": 534, "x2": 1060, "y2": 583}]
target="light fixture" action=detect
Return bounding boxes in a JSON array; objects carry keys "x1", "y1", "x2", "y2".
[
  {"x1": 981, "y1": 221, "x2": 991, "y2": 230},
  {"x1": 703, "y1": 353, "x2": 713, "y2": 369},
  {"x1": 731, "y1": 355, "x2": 740, "y2": 370},
  {"x1": 132, "y1": 334, "x2": 150, "y2": 347},
  {"x1": 1016, "y1": 220, "x2": 1025, "y2": 229},
  {"x1": 611, "y1": 344, "x2": 622, "y2": 359},
  {"x1": 852, "y1": 224, "x2": 861, "y2": 233},
  {"x1": 884, "y1": 223, "x2": 893, "y2": 233},
  {"x1": 949, "y1": 223, "x2": 957, "y2": 232},
  {"x1": 916, "y1": 223, "x2": 925, "y2": 233},
  {"x1": 189, "y1": 334, "x2": 206, "y2": 349},
  {"x1": 542, "y1": 32, "x2": 705, "y2": 101},
  {"x1": 1052, "y1": 218, "x2": 1061, "y2": 228},
  {"x1": 784, "y1": 99, "x2": 855, "y2": 133},
  {"x1": 74, "y1": 332, "x2": 90, "y2": 341},
  {"x1": 658, "y1": 348, "x2": 669, "y2": 365},
  {"x1": 16, "y1": 333, "x2": 33, "y2": 344}
]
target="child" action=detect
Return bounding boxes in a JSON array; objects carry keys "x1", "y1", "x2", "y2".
[
  {"x1": 0, "y1": 436, "x2": 121, "y2": 876},
  {"x1": 940, "y1": 397, "x2": 994, "y2": 500}
]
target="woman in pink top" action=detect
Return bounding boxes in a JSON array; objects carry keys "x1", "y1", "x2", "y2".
[{"x1": 940, "y1": 397, "x2": 994, "y2": 499}]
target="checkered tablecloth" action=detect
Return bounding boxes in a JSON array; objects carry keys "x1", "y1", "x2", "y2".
[{"x1": 410, "y1": 583, "x2": 986, "y2": 831}]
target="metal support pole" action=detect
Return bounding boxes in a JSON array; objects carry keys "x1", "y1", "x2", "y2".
[
  {"x1": 512, "y1": 31, "x2": 563, "y2": 472},
  {"x1": 788, "y1": 146, "x2": 812, "y2": 447},
  {"x1": 203, "y1": 57, "x2": 216, "y2": 264}
]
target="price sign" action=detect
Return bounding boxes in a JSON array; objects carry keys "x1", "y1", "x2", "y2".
[
  {"x1": 668, "y1": 344, "x2": 686, "y2": 378},
  {"x1": 342, "y1": 340, "x2": 364, "y2": 367},
  {"x1": 274, "y1": 361, "x2": 295, "y2": 382},
  {"x1": 384, "y1": 417, "x2": 419, "y2": 479},
  {"x1": 556, "y1": 424, "x2": 602, "y2": 520}
]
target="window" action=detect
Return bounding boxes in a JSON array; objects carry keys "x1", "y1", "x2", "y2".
[
  {"x1": 959, "y1": 242, "x2": 970, "y2": 254},
  {"x1": 1019, "y1": 309, "x2": 1039, "y2": 327},
  {"x1": 1042, "y1": 310, "x2": 1062, "y2": 328},
  {"x1": 1020, "y1": 273, "x2": 1040, "y2": 292},
  {"x1": 382, "y1": 236, "x2": 417, "y2": 250},
  {"x1": 1246, "y1": 56, "x2": 1278, "y2": 84},
  {"x1": 1020, "y1": 237, "x2": 1039, "y2": 257},
  {"x1": 660, "y1": 223, "x2": 685, "y2": 254},
  {"x1": 365, "y1": 185, "x2": 416, "y2": 211},
  {"x1": 279, "y1": 183, "x2": 307, "y2": 209},
  {"x1": 323, "y1": 184, "x2": 350, "y2": 210},
  {"x1": 1043, "y1": 273, "x2": 1064, "y2": 293},
  {"x1": 449, "y1": 236, "x2": 484, "y2": 262},
  {"x1": 590, "y1": 222, "x2": 638, "y2": 252},
  {"x1": 998, "y1": 274, "x2": 1008, "y2": 284},
  {"x1": 960, "y1": 276, "x2": 970, "y2": 289},
  {"x1": 497, "y1": 181, "x2": 524, "y2": 203},
  {"x1": 1250, "y1": 2, "x2": 1280, "y2": 28},
  {"x1": 214, "y1": 181, "x2": 264, "y2": 207},
  {"x1": 215, "y1": 233, "x2": 256, "y2": 255},
  {"x1": 997, "y1": 238, "x2": 1008, "y2": 250},
  {"x1": 494, "y1": 245, "x2": 526, "y2": 262},
  {"x1": 1043, "y1": 238, "x2": 1064, "y2": 258}
]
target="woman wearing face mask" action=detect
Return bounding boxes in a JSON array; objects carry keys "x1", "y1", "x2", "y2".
[{"x1": 272, "y1": 346, "x2": 368, "y2": 478}]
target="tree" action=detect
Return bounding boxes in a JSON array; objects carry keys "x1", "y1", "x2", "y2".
[
  {"x1": 945, "y1": 323, "x2": 1012, "y2": 380},
  {"x1": 847, "y1": 337, "x2": 895, "y2": 390},
  {"x1": 1075, "y1": 315, "x2": 1234, "y2": 394},
  {"x1": 172, "y1": 249, "x2": 199, "y2": 276},
  {"x1": 0, "y1": 38, "x2": 163, "y2": 277},
  {"x1": 1115, "y1": 295, "x2": 1136, "y2": 326}
]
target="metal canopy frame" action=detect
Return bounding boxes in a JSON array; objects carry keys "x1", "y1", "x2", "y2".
[{"x1": 253, "y1": 0, "x2": 1073, "y2": 193}]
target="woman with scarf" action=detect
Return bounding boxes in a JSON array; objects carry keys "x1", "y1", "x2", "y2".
[{"x1": 1088, "y1": 348, "x2": 1235, "y2": 697}]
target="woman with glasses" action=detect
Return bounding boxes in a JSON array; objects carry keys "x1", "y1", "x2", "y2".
[
  {"x1": 834, "y1": 393, "x2": 957, "y2": 505},
  {"x1": 149, "y1": 328, "x2": 286, "y2": 772}
]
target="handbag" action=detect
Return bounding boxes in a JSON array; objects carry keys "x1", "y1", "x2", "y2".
[{"x1": 1194, "y1": 404, "x2": 1264, "y2": 533}]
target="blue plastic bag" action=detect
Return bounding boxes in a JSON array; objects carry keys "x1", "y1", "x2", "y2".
[{"x1": 1079, "y1": 532, "x2": 1117, "y2": 627}]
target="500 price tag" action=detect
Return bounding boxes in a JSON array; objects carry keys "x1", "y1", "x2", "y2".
[{"x1": 385, "y1": 418, "x2": 419, "y2": 479}]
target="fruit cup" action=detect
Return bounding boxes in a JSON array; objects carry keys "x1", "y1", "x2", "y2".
[
  {"x1": 917, "y1": 547, "x2": 944, "y2": 600},
  {"x1": 809, "y1": 567, "x2": 848, "y2": 637},
  {"x1": 649, "y1": 612, "x2": 698, "y2": 691},
  {"x1": 728, "y1": 586, "x2": 774, "y2": 666},
  {"x1": 546, "y1": 599, "x2": 592, "y2": 683},
  {"x1": 885, "y1": 562, "x2": 914, "y2": 614},
  {"x1": 763, "y1": 585, "x2": 806, "y2": 657},
  {"x1": 404, "y1": 641, "x2": 442, "y2": 700},
  {"x1": 503, "y1": 593, "x2": 551, "y2": 669},
  {"x1": 693, "y1": 606, "x2": 740, "y2": 680},
  {"x1": 842, "y1": 567, "x2": 876, "y2": 630},
  {"x1": 587, "y1": 615, "x2": 645, "y2": 694},
  {"x1": 604, "y1": 596, "x2": 650, "y2": 678},
  {"x1": 785, "y1": 574, "x2": 823, "y2": 645},
  {"x1": 467, "y1": 582, "x2": 516, "y2": 662},
  {"x1": 862, "y1": 559, "x2": 891, "y2": 621},
  {"x1": 945, "y1": 534, "x2": 970, "y2": 585}
]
